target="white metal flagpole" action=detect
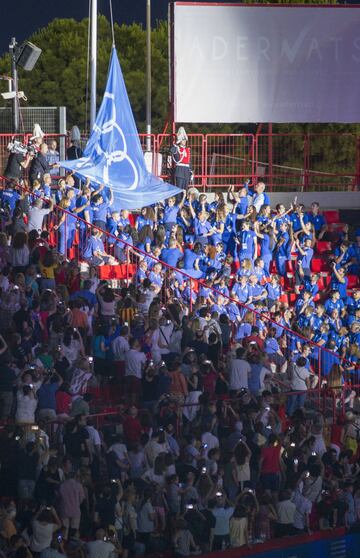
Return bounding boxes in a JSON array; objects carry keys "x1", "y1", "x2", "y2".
[{"x1": 90, "y1": 0, "x2": 97, "y2": 130}]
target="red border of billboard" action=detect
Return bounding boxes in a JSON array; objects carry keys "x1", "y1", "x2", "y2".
[{"x1": 169, "y1": 2, "x2": 360, "y2": 125}]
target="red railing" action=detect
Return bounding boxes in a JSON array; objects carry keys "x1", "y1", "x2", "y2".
[
  {"x1": 1, "y1": 132, "x2": 359, "y2": 192},
  {"x1": 3, "y1": 179, "x2": 357, "y2": 394}
]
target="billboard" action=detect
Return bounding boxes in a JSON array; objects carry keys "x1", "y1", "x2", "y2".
[{"x1": 171, "y1": 3, "x2": 360, "y2": 123}]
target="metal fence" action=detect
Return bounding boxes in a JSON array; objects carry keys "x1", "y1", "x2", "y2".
[{"x1": 1, "y1": 131, "x2": 359, "y2": 191}]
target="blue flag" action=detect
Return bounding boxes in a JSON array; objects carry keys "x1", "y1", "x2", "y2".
[{"x1": 59, "y1": 47, "x2": 181, "y2": 209}]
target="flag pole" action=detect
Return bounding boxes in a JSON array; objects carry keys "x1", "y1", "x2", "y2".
[
  {"x1": 146, "y1": 0, "x2": 152, "y2": 152},
  {"x1": 90, "y1": 0, "x2": 97, "y2": 130}
]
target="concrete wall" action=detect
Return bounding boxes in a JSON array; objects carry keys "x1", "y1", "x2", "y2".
[{"x1": 202, "y1": 191, "x2": 360, "y2": 210}]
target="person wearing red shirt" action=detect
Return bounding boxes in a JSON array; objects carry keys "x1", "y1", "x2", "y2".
[
  {"x1": 259, "y1": 434, "x2": 282, "y2": 498},
  {"x1": 55, "y1": 383, "x2": 72, "y2": 417},
  {"x1": 122, "y1": 406, "x2": 142, "y2": 446},
  {"x1": 243, "y1": 327, "x2": 265, "y2": 351}
]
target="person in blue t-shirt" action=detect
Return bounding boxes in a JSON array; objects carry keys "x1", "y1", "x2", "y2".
[
  {"x1": 324, "y1": 291, "x2": 345, "y2": 317},
  {"x1": 266, "y1": 275, "x2": 281, "y2": 311},
  {"x1": 294, "y1": 237, "x2": 314, "y2": 294},
  {"x1": 193, "y1": 210, "x2": 214, "y2": 246},
  {"x1": 330, "y1": 264, "x2": 348, "y2": 300},
  {"x1": 307, "y1": 202, "x2": 327, "y2": 239},
  {"x1": 274, "y1": 222, "x2": 291, "y2": 276},
  {"x1": 183, "y1": 244, "x2": 203, "y2": 279},
  {"x1": 303, "y1": 274, "x2": 319, "y2": 300},
  {"x1": 162, "y1": 192, "x2": 186, "y2": 232},
  {"x1": 160, "y1": 238, "x2": 183, "y2": 268},
  {"x1": 135, "y1": 206, "x2": 155, "y2": 231},
  {"x1": 347, "y1": 239, "x2": 360, "y2": 275},
  {"x1": 0, "y1": 187, "x2": 21, "y2": 217},
  {"x1": 91, "y1": 190, "x2": 112, "y2": 230},
  {"x1": 54, "y1": 198, "x2": 77, "y2": 255},
  {"x1": 254, "y1": 222, "x2": 276, "y2": 274},
  {"x1": 83, "y1": 228, "x2": 115, "y2": 265},
  {"x1": 236, "y1": 220, "x2": 257, "y2": 262}
]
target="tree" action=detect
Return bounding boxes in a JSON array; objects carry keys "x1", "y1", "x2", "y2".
[{"x1": 0, "y1": 16, "x2": 169, "y2": 133}]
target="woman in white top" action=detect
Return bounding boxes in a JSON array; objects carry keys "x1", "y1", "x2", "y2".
[
  {"x1": 61, "y1": 327, "x2": 84, "y2": 366},
  {"x1": 16, "y1": 385, "x2": 38, "y2": 424},
  {"x1": 234, "y1": 440, "x2": 252, "y2": 492},
  {"x1": 8, "y1": 232, "x2": 30, "y2": 272},
  {"x1": 96, "y1": 283, "x2": 118, "y2": 318},
  {"x1": 30, "y1": 506, "x2": 62, "y2": 553}
]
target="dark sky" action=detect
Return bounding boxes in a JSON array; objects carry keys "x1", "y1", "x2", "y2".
[
  {"x1": 0, "y1": 0, "x2": 247, "y2": 56},
  {"x1": 1, "y1": 0, "x2": 357, "y2": 56}
]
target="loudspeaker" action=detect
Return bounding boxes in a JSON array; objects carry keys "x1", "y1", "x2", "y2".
[{"x1": 16, "y1": 42, "x2": 42, "y2": 71}]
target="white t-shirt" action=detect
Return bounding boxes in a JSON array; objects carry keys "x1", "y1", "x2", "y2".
[
  {"x1": 30, "y1": 521, "x2": 57, "y2": 552},
  {"x1": 292, "y1": 490, "x2": 312, "y2": 530},
  {"x1": 27, "y1": 206, "x2": 52, "y2": 232},
  {"x1": 16, "y1": 393, "x2": 37, "y2": 424},
  {"x1": 229, "y1": 358, "x2": 251, "y2": 391},
  {"x1": 108, "y1": 442, "x2": 128, "y2": 461},
  {"x1": 276, "y1": 499, "x2": 296, "y2": 524},
  {"x1": 112, "y1": 336, "x2": 129, "y2": 361},
  {"x1": 124, "y1": 349, "x2": 146, "y2": 379},
  {"x1": 86, "y1": 540, "x2": 115, "y2": 558}
]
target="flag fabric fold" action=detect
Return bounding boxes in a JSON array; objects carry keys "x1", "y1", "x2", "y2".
[{"x1": 59, "y1": 47, "x2": 181, "y2": 209}]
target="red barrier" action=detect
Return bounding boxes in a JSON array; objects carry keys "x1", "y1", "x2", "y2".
[{"x1": 6, "y1": 131, "x2": 356, "y2": 192}]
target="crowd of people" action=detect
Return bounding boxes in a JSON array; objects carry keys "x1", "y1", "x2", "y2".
[{"x1": 0, "y1": 135, "x2": 359, "y2": 558}]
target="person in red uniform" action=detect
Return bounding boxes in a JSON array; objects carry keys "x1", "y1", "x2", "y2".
[{"x1": 170, "y1": 126, "x2": 192, "y2": 189}]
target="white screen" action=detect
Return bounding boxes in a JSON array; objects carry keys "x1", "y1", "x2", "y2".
[{"x1": 173, "y1": 3, "x2": 360, "y2": 123}]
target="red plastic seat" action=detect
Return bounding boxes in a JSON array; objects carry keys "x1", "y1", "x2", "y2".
[
  {"x1": 311, "y1": 258, "x2": 330, "y2": 273},
  {"x1": 316, "y1": 241, "x2": 332, "y2": 254},
  {"x1": 323, "y1": 210, "x2": 340, "y2": 224},
  {"x1": 348, "y1": 275, "x2": 360, "y2": 289}
]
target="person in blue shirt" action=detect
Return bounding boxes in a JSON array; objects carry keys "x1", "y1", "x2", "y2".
[
  {"x1": 274, "y1": 222, "x2": 291, "y2": 276},
  {"x1": 334, "y1": 240, "x2": 352, "y2": 269},
  {"x1": 136, "y1": 225, "x2": 153, "y2": 254},
  {"x1": 346, "y1": 290, "x2": 360, "y2": 316},
  {"x1": 41, "y1": 173, "x2": 53, "y2": 198},
  {"x1": 70, "y1": 279, "x2": 98, "y2": 306},
  {"x1": 135, "y1": 206, "x2": 155, "y2": 231},
  {"x1": 347, "y1": 239, "x2": 360, "y2": 275},
  {"x1": 253, "y1": 257, "x2": 268, "y2": 283},
  {"x1": 236, "y1": 220, "x2": 257, "y2": 262},
  {"x1": 254, "y1": 222, "x2": 276, "y2": 274},
  {"x1": 294, "y1": 291, "x2": 315, "y2": 317},
  {"x1": 183, "y1": 244, "x2": 203, "y2": 279},
  {"x1": 177, "y1": 207, "x2": 195, "y2": 244},
  {"x1": 330, "y1": 264, "x2": 348, "y2": 300},
  {"x1": 162, "y1": 192, "x2": 186, "y2": 232},
  {"x1": 247, "y1": 274, "x2": 267, "y2": 305},
  {"x1": 83, "y1": 228, "x2": 115, "y2": 265},
  {"x1": 192, "y1": 210, "x2": 214, "y2": 246},
  {"x1": 148, "y1": 263, "x2": 164, "y2": 291},
  {"x1": 307, "y1": 202, "x2": 327, "y2": 239},
  {"x1": 0, "y1": 187, "x2": 21, "y2": 217},
  {"x1": 324, "y1": 291, "x2": 345, "y2": 317},
  {"x1": 106, "y1": 210, "x2": 121, "y2": 243},
  {"x1": 211, "y1": 207, "x2": 226, "y2": 246},
  {"x1": 160, "y1": 238, "x2": 183, "y2": 268},
  {"x1": 294, "y1": 237, "x2": 314, "y2": 294},
  {"x1": 303, "y1": 274, "x2": 319, "y2": 300},
  {"x1": 135, "y1": 260, "x2": 148, "y2": 286},
  {"x1": 290, "y1": 204, "x2": 309, "y2": 233},
  {"x1": 312, "y1": 305, "x2": 327, "y2": 331},
  {"x1": 231, "y1": 274, "x2": 248, "y2": 304},
  {"x1": 227, "y1": 184, "x2": 249, "y2": 217},
  {"x1": 266, "y1": 275, "x2": 281, "y2": 312},
  {"x1": 54, "y1": 197, "x2": 78, "y2": 256},
  {"x1": 91, "y1": 190, "x2": 112, "y2": 230},
  {"x1": 272, "y1": 203, "x2": 292, "y2": 228}
]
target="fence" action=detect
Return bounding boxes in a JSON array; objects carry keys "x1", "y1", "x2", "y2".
[
  {"x1": 1, "y1": 131, "x2": 359, "y2": 192},
  {"x1": 2, "y1": 179, "x2": 357, "y2": 398}
]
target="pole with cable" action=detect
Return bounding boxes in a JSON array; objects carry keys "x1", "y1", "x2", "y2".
[
  {"x1": 146, "y1": 0, "x2": 152, "y2": 152},
  {"x1": 9, "y1": 37, "x2": 19, "y2": 134},
  {"x1": 90, "y1": 0, "x2": 97, "y2": 130}
]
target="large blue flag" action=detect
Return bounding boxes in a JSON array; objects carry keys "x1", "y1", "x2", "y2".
[{"x1": 59, "y1": 47, "x2": 181, "y2": 209}]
